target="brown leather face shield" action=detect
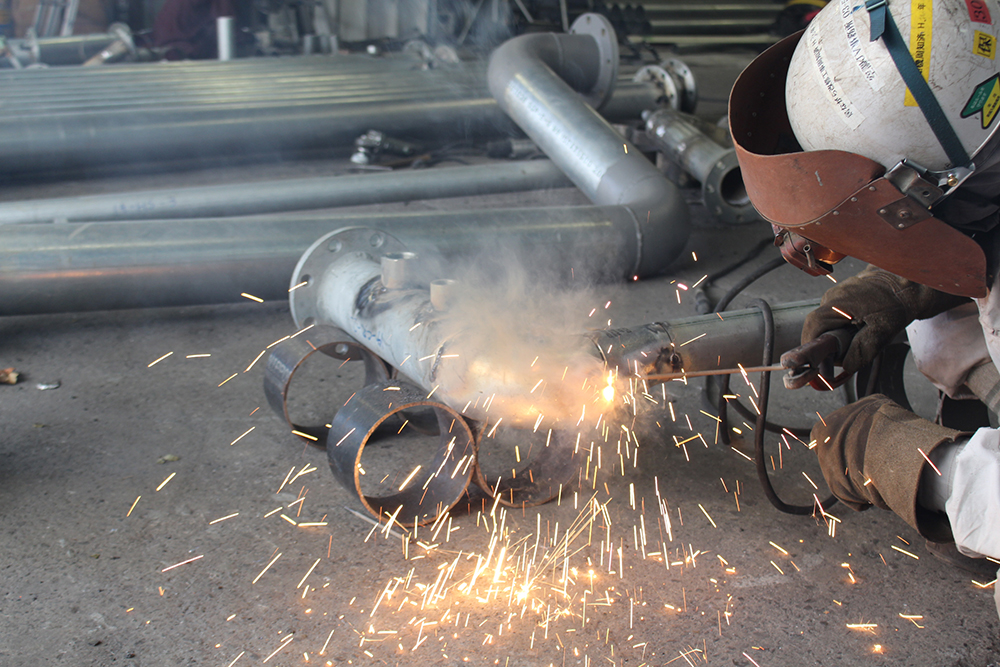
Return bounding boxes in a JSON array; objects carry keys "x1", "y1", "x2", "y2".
[{"x1": 729, "y1": 33, "x2": 988, "y2": 298}]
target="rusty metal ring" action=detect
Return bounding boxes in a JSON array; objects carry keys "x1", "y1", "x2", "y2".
[
  {"x1": 264, "y1": 324, "x2": 392, "y2": 447},
  {"x1": 470, "y1": 424, "x2": 583, "y2": 508},
  {"x1": 326, "y1": 380, "x2": 476, "y2": 527}
]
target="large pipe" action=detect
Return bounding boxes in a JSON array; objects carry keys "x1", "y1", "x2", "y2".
[
  {"x1": 0, "y1": 55, "x2": 661, "y2": 174},
  {"x1": 0, "y1": 160, "x2": 573, "y2": 225},
  {"x1": 0, "y1": 205, "x2": 662, "y2": 316},
  {"x1": 487, "y1": 13, "x2": 690, "y2": 275}
]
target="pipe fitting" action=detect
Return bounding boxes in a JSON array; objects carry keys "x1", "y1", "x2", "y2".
[
  {"x1": 488, "y1": 13, "x2": 690, "y2": 276},
  {"x1": 644, "y1": 107, "x2": 758, "y2": 225}
]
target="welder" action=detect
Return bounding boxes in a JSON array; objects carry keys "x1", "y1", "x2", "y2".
[{"x1": 729, "y1": 0, "x2": 1000, "y2": 609}]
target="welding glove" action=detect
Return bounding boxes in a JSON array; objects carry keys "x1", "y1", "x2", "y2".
[
  {"x1": 800, "y1": 265, "x2": 969, "y2": 377},
  {"x1": 812, "y1": 394, "x2": 970, "y2": 542}
]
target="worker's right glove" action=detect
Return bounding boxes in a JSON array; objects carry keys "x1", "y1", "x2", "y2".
[
  {"x1": 783, "y1": 265, "x2": 968, "y2": 389},
  {"x1": 812, "y1": 394, "x2": 969, "y2": 542}
]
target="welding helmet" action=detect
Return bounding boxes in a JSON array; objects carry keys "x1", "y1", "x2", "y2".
[{"x1": 730, "y1": 0, "x2": 1000, "y2": 297}]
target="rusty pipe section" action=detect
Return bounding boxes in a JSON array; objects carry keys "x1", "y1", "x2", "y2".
[
  {"x1": 487, "y1": 13, "x2": 691, "y2": 276},
  {"x1": 289, "y1": 228, "x2": 606, "y2": 431},
  {"x1": 588, "y1": 300, "x2": 820, "y2": 379}
]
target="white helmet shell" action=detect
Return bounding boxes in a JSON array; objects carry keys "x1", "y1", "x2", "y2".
[{"x1": 786, "y1": 0, "x2": 1000, "y2": 171}]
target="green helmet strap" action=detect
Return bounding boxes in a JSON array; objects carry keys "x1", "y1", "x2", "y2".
[{"x1": 865, "y1": 0, "x2": 973, "y2": 169}]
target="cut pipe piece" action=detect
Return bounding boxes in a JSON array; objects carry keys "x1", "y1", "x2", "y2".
[
  {"x1": 643, "y1": 107, "x2": 758, "y2": 225},
  {"x1": 488, "y1": 12, "x2": 691, "y2": 275}
]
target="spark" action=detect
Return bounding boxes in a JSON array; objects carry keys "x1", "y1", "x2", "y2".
[
  {"x1": 155, "y1": 473, "x2": 176, "y2": 491},
  {"x1": 288, "y1": 281, "x2": 309, "y2": 292},
  {"x1": 398, "y1": 466, "x2": 423, "y2": 491},
  {"x1": 297, "y1": 559, "x2": 322, "y2": 589},
  {"x1": 244, "y1": 350, "x2": 267, "y2": 372},
  {"x1": 891, "y1": 545, "x2": 919, "y2": 560},
  {"x1": 290, "y1": 323, "x2": 315, "y2": 338},
  {"x1": 226, "y1": 651, "x2": 245, "y2": 666},
  {"x1": 831, "y1": 306, "x2": 852, "y2": 320},
  {"x1": 218, "y1": 373, "x2": 238, "y2": 387},
  {"x1": 240, "y1": 292, "x2": 264, "y2": 303},
  {"x1": 918, "y1": 447, "x2": 942, "y2": 475},
  {"x1": 230, "y1": 426, "x2": 255, "y2": 445},
  {"x1": 262, "y1": 635, "x2": 294, "y2": 662},
  {"x1": 678, "y1": 333, "x2": 706, "y2": 347},
  {"x1": 161, "y1": 554, "x2": 204, "y2": 572},
  {"x1": 252, "y1": 552, "x2": 283, "y2": 584},
  {"x1": 697, "y1": 504, "x2": 717, "y2": 528},
  {"x1": 185, "y1": 353, "x2": 211, "y2": 358},
  {"x1": 769, "y1": 541, "x2": 788, "y2": 555},
  {"x1": 126, "y1": 495, "x2": 141, "y2": 517},
  {"x1": 209, "y1": 512, "x2": 239, "y2": 525},
  {"x1": 147, "y1": 352, "x2": 173, "y2": 367},
  {"x1": 291, "y1": 430, "x2": 319, "y2": 442},
  {"x1": 846, "y1": 622, "x2": 878, "y2": 630}
]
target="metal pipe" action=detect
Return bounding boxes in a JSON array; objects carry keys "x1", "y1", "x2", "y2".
[
  {"x1": 487, "y1": 13, "x2": 690, "y2": 276},
  {"x1": 0, "y1": 60, "x2": 659, "y2": 173},
  {"x1": 6, "y1": 23, "x2": 133, "y2": 66},
  {"x1": 643, "y1": 107, "x2": 757, "y2": 225},
  {"x1": 287, "y1": 228, "x2": 607, "y2": 431},
  {"x1": 217, "y1": 16, "x2": 235, "y2": 61},
  {"x1": 588, "y1": 300, "x2": 820, "y2": 377},
  {"x1": 0, "y1": 204, "x2": 656, "y2": 315},
  {"x1": 0, "y1": 160, "x2": 573, "y2": 225}
]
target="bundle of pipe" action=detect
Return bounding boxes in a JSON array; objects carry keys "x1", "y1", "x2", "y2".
[{"x1": 0, "y1": 53, "x2": 661, "y2": 175}]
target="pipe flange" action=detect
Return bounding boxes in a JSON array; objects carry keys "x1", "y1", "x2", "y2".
[
  {"x1": 662, "y1": 58, "x2": 698, "y2": 114},
  {"x1": 702, "y1": 151, "x2": 760, "y2": 225},
  {"x1": 569, "y1": 13, "x2": 619, "y2": 110},
  {"x1": 264, "y1": 325, "x2": 392, "y2": 447},
  {"x1": 326, "y1": 380, "x2": 476, "y2": 527},
  {"x1": 634, "y1": 60, "x2": 697, "y2": 114},
  {"x1": 471, "y1": 424, "x2": 583, "y2": 507},
  {"x1": 289, "y1": 226, "x2": 406, "y2": 330}
]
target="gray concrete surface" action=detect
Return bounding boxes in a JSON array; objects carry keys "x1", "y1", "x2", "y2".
[{"x1": 1, "y1": 48, "x2": 998, "y2": 666}]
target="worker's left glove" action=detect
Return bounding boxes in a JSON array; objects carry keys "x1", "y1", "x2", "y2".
[{"x1": 812, "y1": 394, "x2": 969, "y2": 542}]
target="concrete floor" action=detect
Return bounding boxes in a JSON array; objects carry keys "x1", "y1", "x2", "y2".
[{"x1": 2, "y1": 56, "x2": 999, "y2": 667}]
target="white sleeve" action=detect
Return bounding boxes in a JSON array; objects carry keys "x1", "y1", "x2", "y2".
[{"x1": 943, "y1": 428, "x2": 1000, "y2": 560}]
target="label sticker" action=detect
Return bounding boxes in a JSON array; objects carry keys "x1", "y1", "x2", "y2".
[
  {"x1": 975, "y1": 30, "x2": 996, "y2": 58},
  {"x1": 966, "y1": 0, "x2": 993, "y2": 24},
  {"x1": 962, "y1": 74, "x2": 1000, "y2": 129},
  {"x1": 841, "y1": 0, "x2": 882, "y2": 89},
  {"x1": 807, "y1": 25, "x2": 866, "y2": 129},
  {"x1": 905, "y1": 0, "x2": 933, "y2": 107}
]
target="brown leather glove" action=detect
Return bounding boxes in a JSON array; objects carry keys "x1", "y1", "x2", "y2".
[
  {"x1": 801, "y1": 265, "x2": 968, "y2": 376},
  {"x1": 812, "y1": 394, "x2": 969, "y2": 542}
]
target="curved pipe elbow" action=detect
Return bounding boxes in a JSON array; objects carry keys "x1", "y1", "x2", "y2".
[{"x1": 487, "y1": 18, "x2": 690, "y2": 278}]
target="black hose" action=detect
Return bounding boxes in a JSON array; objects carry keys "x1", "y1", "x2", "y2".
[{"x1": 749, "y1": 298, "x2": 838, "y2": 515}]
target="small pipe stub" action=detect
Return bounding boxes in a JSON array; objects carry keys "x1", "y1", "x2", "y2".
[
  {"x1": 429, "y1": 278, "x2": 458, "y2": 311},
  {"x1": 381, "y1": 251, "x2": 419, "y2": 290}
]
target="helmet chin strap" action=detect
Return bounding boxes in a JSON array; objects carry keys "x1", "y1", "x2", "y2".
[{"x1": 865, "y1": 0, "x2": 974, "y2": 175}]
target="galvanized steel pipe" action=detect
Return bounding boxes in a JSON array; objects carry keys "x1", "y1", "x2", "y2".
[
  {"x1": 0, "y1": 160, "x2": 573, "y2": 225},
  {"x1": 488, "y1": 13, "x2": 690, "y2": 275},
  {"x1": 0, "y1": 204, "x2": 658, "y2": 315}
]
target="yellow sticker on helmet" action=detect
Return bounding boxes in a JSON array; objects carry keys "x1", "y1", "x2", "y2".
[
  {"x1": 905, "y1": 0, "x2": 933, "y2": 107},
  {"x1": 975, "y1": 30, "x2": 996, "y2": 59}
]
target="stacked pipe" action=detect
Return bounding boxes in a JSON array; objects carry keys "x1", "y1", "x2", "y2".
[{"x1": 0, "y1": 53, "x2": 661, "y2": 175}]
